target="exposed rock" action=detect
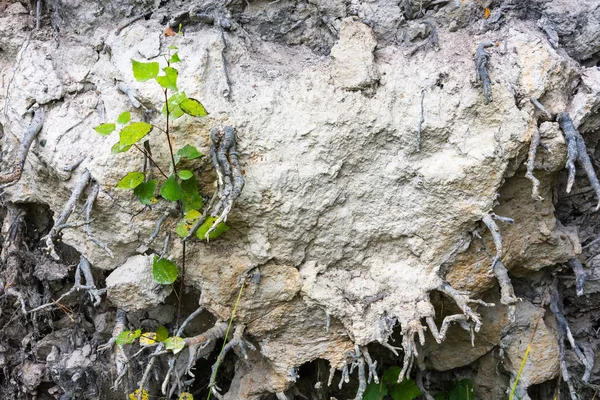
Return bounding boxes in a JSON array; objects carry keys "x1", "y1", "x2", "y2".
[
  {"x1": 539, "y1": 0, "x2": 600, "y2": 63},
  {"x1": 503, "y1": 302, "x2": 560, "y2": 388},
  {"x1": 19, "y1": 362, "x2": 45, "y2": 392},
  {"x1": 330, "y1": 17, "x2": 379, "y2": 91},
  {"x1": 1, "y1": 0, "x2": 599, "y2": 398},
  {"x1": 105, "y1": 255, "x2": 172, "y2": 311}
]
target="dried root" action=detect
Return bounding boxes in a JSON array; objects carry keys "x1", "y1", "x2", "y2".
[
  {"x1": 493, "y1": 261, "x2": 519, "y2": 306},
  {"x1": 549, "y1": 278, "x2": 594, "y2": 400},
  {"x1": 568, "y1": 258, "x2": 587, "y2": 297},
  {"x1": 409, "y1": 20, "x2": 439, "y2": 56},
  {"x1": 42, "y1": 170, "x2": 91, "y2": 260},
  {"x1": 208, "y1": 325, "x2": 256, "y2": 399},
  {"x1": 330, "y1": 345, "x2": 378, "y2": 400},
  {"x1": 84, "y1": 183, "x2": 113, "y2": 257},
  {"x1": 28, "y1": 256, "x2": 106, "y2": 313},
  {"x1": 185, "y1": 126, "x2": 244, "y2": 241},
  {"x1": 481, "y1": 213, "x2": 514, "y2": 269},
  {"x1": 525, "y1": 126, "x2": 543, "y2": 201},
  {"x1": 557, "y1": 112, "x2": 600, "y2": 210},
  {"x1": 475, "y1": 42, "x2": 494, "y2": 104},
  {"x1": 437, "y1": 281, "x2": 494, "y2": 340},
  {"x1": 0, "y1": 107, "x2": 45, "y2": 188}
]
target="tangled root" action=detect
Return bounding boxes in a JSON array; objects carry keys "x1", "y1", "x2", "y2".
[{"x1": 557, "y1": 112, "x2": 600, "y2": 211}]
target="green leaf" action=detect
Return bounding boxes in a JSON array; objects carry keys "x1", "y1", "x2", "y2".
[
  {"x1": 169, "y1": 52, "x2": 181, "y2": 63},
  {"x1": 363, "y1": 382, "x2": 388, "y2": 400},
  {"x1": 382, "y1": 366, "x2": 402, "y2": 385},
  {"x1": 111, "y1": 142, "x2": 132, "y2": 154},
  {"x1": 448, "y1": 380, "x2": 475, "y2": 400},
  {"x1": 176, "y1": 210, "x2": 201, "y2": 238},
  {"x1": 160, "y1": 175, "x2": 183, "y2": 201},
  {"x1": 175, "y1": 144, "x2": 203, "y2": 165},
  {"x1": 132, "y1": 59, "x2": 159, "y2": 82},
  {"x1": 94, "y1": 123, "x2": 116, "y2": 135},
  {"x1": 155, "y1": 325, "x2": 169, "y2": 342},
  {"x1": 389, "y1": 380, "x2": 422, "y2": 400},
  {"x1": 179, "y1": 98, "x2": 208, "y2": 117},
  {"x1": 117, "y1": 111, "x2": 131, "y2": 125},
  {"x1": 162, "y1": 92, "x2": 187, "y2": 120},
  {"x1": 152, "y1": 256, "x2": 179, "y2": 284},
  {"x1": 164, "y1": 336, "x2": 185, "y2": 354},
  {"x1": 156, "y1": 66, "x2": 178, "y2": 91},
  {"x1": 116, "y1": 172, "x2": 145, "y2": 189},
  {"x1": 178, "y1": 170, "x2": 193, "y2": 180},
  {"x1": 133, "y1": 179, "x2": 158, "y2": 205},
  {"x1": 119, "y1": 122, "x2": 153, "y2": 146},
  {"x1": 195, "y1": 216, "x2": 229, "y2": 240},
  {"x1": 168, "y1": 45, "x2": 179, "y2": 50},
  {"x1": 180, "y1": 176, "x2": 203, "y2": 213},
  {"x1": 179, "y1": 393, "x2": 193, "y2": 400},
  {"x1": 116, "y1": 329, "x2": 141, "y2": 346}
]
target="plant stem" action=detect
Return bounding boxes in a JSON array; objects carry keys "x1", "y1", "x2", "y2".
[
  {"x1": 133, "y1": 144, "x2": 168, "y2": 179},
  {"x1": 163, "y1": 88, "x2": 178, "y2": 175},
  {"x1": 207, "y1": 281, "x2": 245, "y2": 400}
]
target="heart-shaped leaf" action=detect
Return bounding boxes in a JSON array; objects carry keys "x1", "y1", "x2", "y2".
[
  {"x1": 132, "y1": 59, "x2": 159, "y2": 82},
  {"x1": 152, "y1": 256, "x2": 178, "y2": 284}
]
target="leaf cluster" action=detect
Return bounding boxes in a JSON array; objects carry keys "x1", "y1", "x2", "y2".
[{"x1": 93, "y1": 50, "x2": 229, "y2": 286}]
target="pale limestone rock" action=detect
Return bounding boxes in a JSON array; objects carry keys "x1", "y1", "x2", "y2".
[
  {"x1": 0, "y1": 2, "x2": 596, "y2": 397},
  {"x1": 504, "y1": 302, "x2": 560, "y2": 387},
  {"x1": 105, "y1": 255, "x2": 172, "y2": 311},
  {"x1": 330, "y1": 17, "x2": 379, "y2": 90}
]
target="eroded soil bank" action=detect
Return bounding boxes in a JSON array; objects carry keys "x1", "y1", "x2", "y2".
[{"x1": 1, "y1": 0, "x2": 599, "y2": 399}]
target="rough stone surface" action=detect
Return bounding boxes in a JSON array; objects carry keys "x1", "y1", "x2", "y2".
[
  {"x1": 1, "y1": 0, "x2": 599, "y2": 398},
  {"x1": 105, "y1": 255, "x2": 172, "y2": 311},
  {"x1": 330, "y1": 17, "x2": 379, "y2": 91}
]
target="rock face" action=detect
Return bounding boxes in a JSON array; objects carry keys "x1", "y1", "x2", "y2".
[
  {"x1": 105, "y1": 255, "x2": 173, "y2": 311},
  {"x1": 1, "y1": 0, "x2": 599, "y2": 399}
]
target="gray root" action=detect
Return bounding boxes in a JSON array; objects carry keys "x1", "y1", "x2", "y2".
[
  {"x1": 208, "y1": 325, "x2": 256, "y2": 398},
  {"x1": 184, "y1": 321, "x2": 228, "y2": 347},
  {"x1": 118, "y1": 82, "x2": 143, "y2": 109},
  {"x1": 84, "y1": 183, "x2": 113, "y2": 257},
  {"x1": 63, "y1": 155, "x2": 86, "y2": 172},
  {"x1": 549, "y1": 278, "x2": 593, "y2": 400},
  {"x1": 475, "y1": 42, "x2": 494, "y2": 104},
  {"x1": 557, "y1": 112, "x2": 600, "y2": 210},
  {"x1": 42, "y1": 169, "x2": 91, "y2": 260},
  {"x1": 525, "y1": 126, "x2": 543, "y2": 201},
  {"x1": 568, "y1": 258, "x2": 587, "y2": 297},
  {"x1": 0, "y1": 107, "x2": 45, "y2": 187},
  {"x1": 204, "y1": 126, "x2": 245, "y2": 239},
  {"x1": 409, "y1": 20, "x2": 439, "y2": 56},
  {"x1": 138, "y1": 344, "x2": 163, "y2": 400},
  {"x1": 438, "y1": 281, "x2": 494, "y2": 336},
  {"x1": 362, "y1": 347, "x2": 378, "y2": 384},
  {"x1": 115, "y1": 10, "x2": 153, "y2": 35},
  {"x1": 353, "y1": 347, "x2": 367, "y2": 400},
  {"x1": 183, "y1": 190, "x2": 218, "y2": 241},
  {"x1": 482, "y1": 213, "x2": 514, "y2": 269},
  {"x1": 145, "y1": 211, "x2": 173, "y2": 246},
  {"x1": 493, "y1": 261, "x2": 519, "y2": 305},
  {"x1": 220, "y1": 26, "x2": 232, "y2": 99},
  {"x1": 28, "y1": 256, "x2": 105, "y2": 313},
  {"x1": 415, "y1": 369, "x2": 435, "y2": 400},
  {"x1": 177, "y1": 306, "x2": 204, "y2": 337},
  {"x1": 530, "y1": 98, "x2": 554, "y2": 121}
]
